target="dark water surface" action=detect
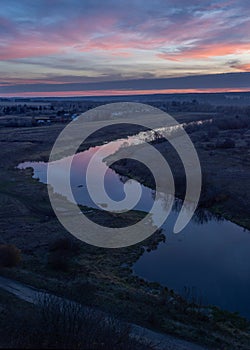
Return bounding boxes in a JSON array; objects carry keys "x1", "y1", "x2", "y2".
[{"x1": 18, "y1": 132, "x2": 250, "y2": 318}]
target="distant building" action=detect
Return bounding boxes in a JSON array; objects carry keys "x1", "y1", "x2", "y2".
[{"x1": 34, "y1": 116, "x2": 51, "y2": 125}]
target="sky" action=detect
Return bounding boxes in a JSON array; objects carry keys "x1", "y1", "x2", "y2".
[{"x1": 0, "y1": 0, "x2": 249, "y2": 97}]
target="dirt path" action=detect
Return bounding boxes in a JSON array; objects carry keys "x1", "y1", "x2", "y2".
[{"x1": 0, "y1": 275, "x2": 207, "y2": 350}]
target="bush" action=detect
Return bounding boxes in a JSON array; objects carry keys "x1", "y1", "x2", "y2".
[
  {"x1": 214, "y1": 116, "x2": 249, "y2": 130},
  {"x1": 47, "y1": 237, "x2": 79, "y2": 272},
  {"x1": 47, "y1": 251, "x2": 70, "y2": 272},
  {"x1": 49, "y1": 238, "x2": 79, "y2": 253},
  {"x1": 0, "y1": 244, "x2": 21, "y2": 267},
  {"x1": 11, "y1": 294, "x2": 155, "y2": 349}
]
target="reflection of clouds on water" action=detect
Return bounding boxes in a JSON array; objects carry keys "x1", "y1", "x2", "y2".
[
  {"x1": 18, "y1": 136, "x2": 203, "y2": 226},
  {"x1": 18, "y1": 102, "x2": 202, "y2": 246}
]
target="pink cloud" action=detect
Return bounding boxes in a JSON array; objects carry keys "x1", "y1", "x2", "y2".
[
  {"x1": 0, "y1": 13, "x2": 119, "y2": 60},
  {"x1": 0, "y1": 41, "x2": 64, "y2": 60},
  {"x1": 77, "y1": 32, "x2": 167, "y2": 52},
  {"x1": 157, "y1": 42, "x2": 250, "y2": 60},
  {"x1": 232, "y1": 63, "x2": 250, "y2": 71},
  {"x1": 0, "y1": 1, "x2": 249, "y2": 77}
]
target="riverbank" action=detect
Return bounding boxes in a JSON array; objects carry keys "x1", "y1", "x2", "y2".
[{"x1": 105, "y1": 123, "x2": 250, "y2": 231}]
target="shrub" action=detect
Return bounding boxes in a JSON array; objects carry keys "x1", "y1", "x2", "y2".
[
  {"x1": 214, "y1": 116, "x2": 249, "y2": 131},
  {"x1": 47, "y1": 237, "x2": 79, "y2": 272},
  {"x1": 47, "y1": 251, "x2": 70, "y2": 272},
  {"x1": 49, "y1": 237, "x2": 77, "y2": 252},
  {"x1": 49, "y1": 238, "x2": 71, "y2": 251},
  {"x1": 0, "y1": 244, "x2": 21, "y2": 267},
  {"x1": 11, "y1": 294, "x2": 155, "y2": 349}
]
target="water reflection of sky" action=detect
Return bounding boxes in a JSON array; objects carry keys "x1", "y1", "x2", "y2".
[
  {"x1": 134, "y1": 215, "x2": 250, "y2": 318},
  {"x1": 18, "y1": 130, "x2": 250, "y2": 319}
]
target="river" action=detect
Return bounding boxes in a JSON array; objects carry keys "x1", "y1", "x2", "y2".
[{"x1": 18, "y1": 129, "x2": 250, "y2": 319}]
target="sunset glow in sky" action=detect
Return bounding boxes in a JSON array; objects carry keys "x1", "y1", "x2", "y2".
[{"x1": 0, "y1": 0, "x2": 250, "y2": 96}]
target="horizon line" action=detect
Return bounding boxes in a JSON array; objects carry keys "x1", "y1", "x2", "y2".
[{"x1": 1, "y1": 87, "x2": 250, "y2": 99}]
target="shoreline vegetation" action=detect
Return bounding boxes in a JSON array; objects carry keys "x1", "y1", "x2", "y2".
[
  {"x1": 106, "y1": 115, "x2": 250, "y2": 231},
  {"x1": 0, "y1": 103, "x2": 250, "y2": 348}
]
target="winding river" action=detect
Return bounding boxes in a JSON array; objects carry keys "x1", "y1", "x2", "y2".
[{"x1": 18, "y1": 129, "x2": 250, "y2": 319}]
